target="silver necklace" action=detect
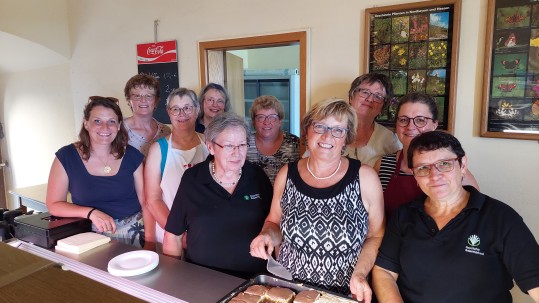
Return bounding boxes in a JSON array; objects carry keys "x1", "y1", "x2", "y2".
[
  {"x1": 211, "y1": 161, "x2": 242, "y2": 186},
  {"x1": 306, "y1": 157, "x2": 342, "y2": 180}
]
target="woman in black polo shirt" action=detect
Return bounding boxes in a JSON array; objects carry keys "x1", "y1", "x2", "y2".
[
  {"x1": 373, "y1": 131, "x2": 539, "y2": 303},
  {"x1": 162, "y1": 112, "x2": 272, "y2": 279}
]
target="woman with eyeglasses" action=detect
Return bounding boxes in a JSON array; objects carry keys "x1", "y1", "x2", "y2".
[
  {"x1": 46, "y1": 97, "x2": 149, "y2": 247},
  {"x1": 373, "y1": 131, "x2": 539, "y2": 303},
  {"x1": 163, "y1": 112, "x2": 273, "y2": 278},
  {"x1": 345, "y1": 73, "x2": 402, "y2": 166},
  {"x1": 196, "y1": 83, "x2": 230, "y2": 133},
  {"x1": 247, "y1": 95, "x2": 300, "y2": 185},
  {"x1": 144, "y1": 88, "x2": 209, "y2": 251},
  {"x1": 123, "y1": 74, "x2": 171, "y2": 157},
  {"x1": 374, "y1": 92, "x2": 478, "y2": 220},
  {"x1": 250, "y1": 99, "x2": 384, "y2": 301}
]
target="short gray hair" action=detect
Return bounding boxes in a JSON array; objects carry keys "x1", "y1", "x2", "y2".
[
  {"x1": 166, "y1": 88, "x2": 198, "y2": 108},
  {"x1": 204, "y1": 112, "x2": 251, "y2": 143}
]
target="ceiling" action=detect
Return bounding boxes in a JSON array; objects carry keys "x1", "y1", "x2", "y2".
[{"x1": 0, "y1": 31, "x2": 68, "y2": 75}]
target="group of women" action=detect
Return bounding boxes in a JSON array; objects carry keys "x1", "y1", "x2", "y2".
[{"x1": 46, "y1": 73, "x2": 539, "y2": 303}]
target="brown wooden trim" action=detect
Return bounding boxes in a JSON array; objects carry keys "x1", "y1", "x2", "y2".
[{"x1": 199, "y1": 31, "x2": 308, "y2": 152}]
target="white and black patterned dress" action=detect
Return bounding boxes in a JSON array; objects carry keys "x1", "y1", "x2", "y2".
[{"x1": 277, "y1": 158, "x2": 368, "y2": 295}]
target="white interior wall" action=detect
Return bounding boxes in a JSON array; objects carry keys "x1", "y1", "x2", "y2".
[
  {"x1": 1, "y1": 64, "x2": 75, "y2": 190},
  {"x1": 0, "y1": 1, "x2": 537, "y2": 301}
]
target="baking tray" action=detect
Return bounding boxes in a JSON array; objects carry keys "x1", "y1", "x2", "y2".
[{"x1": 217, "y1": 274, "x2": 360, "y2": 303}]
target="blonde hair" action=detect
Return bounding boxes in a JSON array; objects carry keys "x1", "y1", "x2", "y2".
[{"x1": 300, "y1": 98, "x2": 357, "y2": 145}]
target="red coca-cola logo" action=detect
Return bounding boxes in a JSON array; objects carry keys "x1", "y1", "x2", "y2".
[{"x1": 147, "y1": 45, "x2": 164, "y2": 56}]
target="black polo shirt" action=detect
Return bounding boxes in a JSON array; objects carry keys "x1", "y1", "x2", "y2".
[
  {"x1": 376, "y1": 186, "x2": 539, "y2": 303},
  {"x1": 165, "y1": 157, "x2": 272, "y2": 278}
]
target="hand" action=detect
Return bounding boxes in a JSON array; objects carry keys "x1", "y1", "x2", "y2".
[
  {"x1": 350, "y1": 272, "x2": 372, "y2": 303},
  {"x1": 250, "y1": 233, "x2": 275, "y2": 259},
  {"x1": 89, "y1": 209, "x2": 116, "y2": 233}
]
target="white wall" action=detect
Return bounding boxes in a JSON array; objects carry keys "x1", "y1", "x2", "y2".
[
  {"x1": 1, "y1": 1, "x2": 538, "y2": 301},
  {"x1": 0, "y1": 65, "x2": 75, "y2": 192}
]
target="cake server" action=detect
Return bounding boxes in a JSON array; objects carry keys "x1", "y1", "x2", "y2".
[{"x1": 267, "y1": 255, "x2": 293, "y2": 280}]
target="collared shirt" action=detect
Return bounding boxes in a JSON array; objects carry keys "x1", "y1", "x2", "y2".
[
  {"x1": 165, "y1": 157, "x2": 273, "y2": 278},
  {"x1": 376, "y1": 186, "x2": 539, "y2": 303}
]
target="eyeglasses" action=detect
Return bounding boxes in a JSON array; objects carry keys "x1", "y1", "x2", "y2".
[
  {"x1": 412, "y1": 158, "x2": 461, "y2": 177},
  {"x1": 88, "y1": 96, "x2": 119, "y2": 104},
  {"x1": 168, "y1": 105, "x2": 194, "y2": 116},
  {"x1": 397, "y1": 116, "x2": 434, "y2": 128},
  {"x1": 312, "y1": 123, "x2": 348, "y2": 138},
  {"x1": 130, "y1": 94, "x2": 155, "y2": 102},
  {"x1": 212, "y1": 141, "x2": 249, "y2": 152},
  {"x1": 254, "y1": 114, "x2": 279, "y2": 123},
  {"x1": 354, "y1": 88, "x2": 386, "y2": 104},
  {"x1": 205, "y1": 97, "x2": 225, "y2": 107}
]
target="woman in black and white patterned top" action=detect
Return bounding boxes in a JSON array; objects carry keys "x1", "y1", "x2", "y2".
[{"x1": 250, "y1": 99, "x2": 384, "y2": 302}]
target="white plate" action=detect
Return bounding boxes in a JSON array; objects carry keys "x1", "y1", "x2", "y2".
[{"x1": 107, "y1": 250, "x2": 159, "y2": 277}]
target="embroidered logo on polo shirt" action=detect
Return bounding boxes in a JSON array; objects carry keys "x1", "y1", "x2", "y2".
[
  {"x1": 244, "y1": 194, "x2": 261, "y2": 201},
  {"x1": 465, "y1": 234, "x2": 484, "y2": 256}
]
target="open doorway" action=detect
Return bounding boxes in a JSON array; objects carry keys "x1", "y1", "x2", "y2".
[{"x1": 198, "y1": 31, "x2": 307, "y2": 139}]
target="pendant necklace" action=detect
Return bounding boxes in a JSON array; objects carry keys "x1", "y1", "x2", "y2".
[
  {"x1": 96, "y1": 152, "x2": 112, "y2": 174},
  {"x1": 211, "y1": 161, "x2": 242, "y2": 186},
  {"x1": 306, "y1": 157, "x2": 342, "y2": 180}
]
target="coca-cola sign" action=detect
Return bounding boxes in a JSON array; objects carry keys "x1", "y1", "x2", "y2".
[
  {"x1": 137, "y1": 40, "x2": 177, "y2": 64},
  {"x1": 147, "y1": 45, "x2": 164, "y2": 56}
]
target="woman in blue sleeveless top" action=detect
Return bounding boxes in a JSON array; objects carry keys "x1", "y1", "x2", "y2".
[{"x1": 46, "y1": 96, "x2": 148, "y2": 247}]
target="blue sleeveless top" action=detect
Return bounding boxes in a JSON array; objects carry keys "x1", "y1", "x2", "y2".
[{"x1": 55, "y1": 144, "x2": 143, "y2": 219}]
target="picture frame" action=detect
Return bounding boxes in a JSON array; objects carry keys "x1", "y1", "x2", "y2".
[
  {"x1": 481, "y1": 0, "x2": 539, "y2": 140},
  {"x1": 364, "y1": 0, "x2": 461, "y2": 133}
]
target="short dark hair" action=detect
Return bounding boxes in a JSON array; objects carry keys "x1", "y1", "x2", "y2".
[
  {"x1": 407, "y1": 131, "x2": 465, "y2": 169},
  {"x1": 348, "y1": 73, "x2": 393, "y2": 103},
  {"x1": 396, "y1": 92, "x2": 439, "y2": 124}
]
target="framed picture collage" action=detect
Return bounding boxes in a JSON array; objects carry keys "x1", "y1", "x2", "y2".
[
  {"x1": 364, "y1": 0, "x2": 461, "y2": 132},
  {"x1": 481, "y1": 0, "x2": 539, "y2": 140}
]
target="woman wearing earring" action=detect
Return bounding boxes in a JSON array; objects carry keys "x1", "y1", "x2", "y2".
[
  {"x1": 123, "y1": 74, "x2": 171, "y2": 157},
  {"x1": 144, "y1": 88, "x2": 208, "y2": 251},
  {"x1": 163, "y1": 112, "x2": 272, "y2": 278},
  {"x1": 250, "y1": 99, "x2": 385, "y2": 302},
  {"x1": 46, "y1": 96, "x2": 148, "y2": 247}
]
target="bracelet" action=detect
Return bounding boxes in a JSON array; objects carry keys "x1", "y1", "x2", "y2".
[{"x1": 87, "y1": 207, "x2": 97, "y2": 219}]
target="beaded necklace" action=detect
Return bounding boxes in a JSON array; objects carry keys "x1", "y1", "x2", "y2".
[{"x1": 211, "y1": 160, "x2": 242, "y2": 186}]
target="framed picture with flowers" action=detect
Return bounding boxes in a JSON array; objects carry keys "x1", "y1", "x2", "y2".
[
  {"x1": 481, "y1": 0, "x2": 539, "y2": 140},
  {"x1": 364, "y1": 0, "x2": 461, "y2": 132}
]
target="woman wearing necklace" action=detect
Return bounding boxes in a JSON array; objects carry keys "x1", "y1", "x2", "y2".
[
  {"x1": 123, "y1": 74, "x2": 171, "y2": 157},
  {"x1": 250, "y1": 99, "x2": 385, "y2": 302},
  {"x1": 46, "y1": 96, "x2": 149, "y2": 247},
  {"x1": 163, "y1": 112, "x2": 273, "y2": 279},
  {"x1": 144, "y1": 88, "x2": 209, "y2": 251}
]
